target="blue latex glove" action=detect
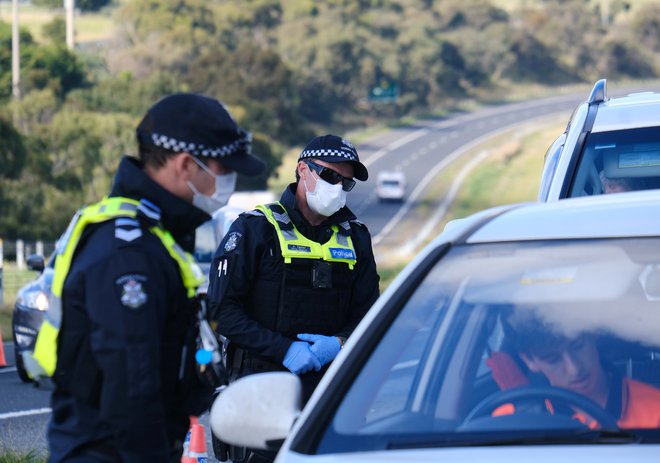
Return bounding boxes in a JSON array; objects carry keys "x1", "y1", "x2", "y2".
[
  {"x1": 283, "y1": 341, "x2": 322, "y2": 375},
  {"x1": 297, "y1": 333, "x2": 341, "y2": 367}
]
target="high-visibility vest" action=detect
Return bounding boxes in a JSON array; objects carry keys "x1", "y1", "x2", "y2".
[
  {"x1": 30, "y1": 196, "x2": 205, "y2": 378},
  {"x1": 256, "y1": 202, "x2": 357, "y2": 269}
]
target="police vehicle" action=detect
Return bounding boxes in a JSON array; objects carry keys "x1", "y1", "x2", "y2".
[{"x1": 210, "y1": 189, "x2": 660, "y2": 462}]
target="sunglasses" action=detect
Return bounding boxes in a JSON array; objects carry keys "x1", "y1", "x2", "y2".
[{"x1": 305, "y1": 161, "x2": 356, "y2": 192}]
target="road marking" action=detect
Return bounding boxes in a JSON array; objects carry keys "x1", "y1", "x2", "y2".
[
  {"x1": 363, "y1": 128, "x2": 429, "y2": 167},
  {"x1": 0, "y1": 367, "x2": 17, "y2": 374},
  {"x1": 0, "y1": 408, "x2": 51, "y2": 420},
  {"x1": 372, "y1": 113, "x2": 560, "y2": 249}
]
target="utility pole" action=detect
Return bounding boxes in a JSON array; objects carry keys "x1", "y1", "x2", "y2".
[
  {"x1": 65, "y1": 0, "x2": 75, "y2": 50},
  {"x1": 600, "y1": 0, "x2": 610, "y2": 26},
  {"x1": 11, "y1": 0, "x2": 19, "y2": 100}
]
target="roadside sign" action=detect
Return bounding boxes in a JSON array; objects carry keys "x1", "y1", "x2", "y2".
[{"x1": 368, "y1": 83, "x2": 399, "y2": 103}]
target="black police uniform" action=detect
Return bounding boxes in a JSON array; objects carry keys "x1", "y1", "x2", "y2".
[
  {"x1": 208, "y1": 183, "x2": 380, "y2": 400},
  {"x1": 48, "y1": 156, "x2": 213, "y2": 463}
]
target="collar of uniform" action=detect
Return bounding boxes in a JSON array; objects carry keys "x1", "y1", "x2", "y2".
[
  {"x1": 110, "y1": 156, "x2": 211, "y2": 248},
  {"x1": 280, "y1": 183, "x2": 357, "y2": 238}
]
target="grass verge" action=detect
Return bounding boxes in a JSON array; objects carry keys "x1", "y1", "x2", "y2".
[{"x1": 0, "y1": 450, "x2": 47, "y2": 463}]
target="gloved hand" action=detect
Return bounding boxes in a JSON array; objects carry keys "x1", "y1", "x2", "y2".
[
  {"x1": 283, "y1": 341, "x2": 322, "y2": 375},
  {"x1": 297, "y1": 333, "x2": 341, "y2": 367}
]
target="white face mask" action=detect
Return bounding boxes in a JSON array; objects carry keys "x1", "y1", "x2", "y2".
[
  {"x1": 187, "y1": 157, "x2": 237, "y2": 214},
  {"x1": 304, "y1": 169, "x2": 347, "y2": 217}
]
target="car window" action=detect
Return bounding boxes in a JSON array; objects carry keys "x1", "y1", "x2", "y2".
[
  {"x1": 569, "y1": 126, "x2": 660, "y2": 197},
  {"x1": 194, "y1": 219, "x2": 218, "y2": 264},
  {"x1": 317, "y1": 238, "x2": 660, "y2": 453}
]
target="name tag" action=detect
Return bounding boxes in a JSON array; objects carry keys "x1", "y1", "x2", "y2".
[{"x1": 288, "y1": 244, "x2": 311, "y2": 252}]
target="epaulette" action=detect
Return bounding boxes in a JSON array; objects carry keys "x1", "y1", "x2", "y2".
[
  {"x1": 114, "y1": 217, "x2": 143, "y2": 242},
  {"x1": 350, "y1": 219, "x2": 368, "y2": 229},
  {"x1": 243, "y1": 209, "x2": 265, "y2": 217}
]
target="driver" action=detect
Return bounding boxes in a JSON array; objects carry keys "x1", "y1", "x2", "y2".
[{"x1": 500, "y1": 313, "x2": 660, "y2": 429}]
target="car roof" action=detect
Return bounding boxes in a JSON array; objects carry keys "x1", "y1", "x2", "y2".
[
  {"x1": 592, "y1": 91, "x2": 660, "y2": 133},
  {"x1": 377, "y1": 170, "x2": 405, "y2": 179},
  {"x1": 443, "y1": 189, "x2": 660, "y2": 244}
]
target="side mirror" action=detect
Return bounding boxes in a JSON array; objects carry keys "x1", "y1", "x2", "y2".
[
  {"x1": 210, "y1": 372, "x2": 302, "y2": 451},
  {"x1": 26, "y1": 254, "x2": 45, "y2": 273}
]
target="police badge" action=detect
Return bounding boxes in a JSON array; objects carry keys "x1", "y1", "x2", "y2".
[
  {"x1": 224, "y1": 231, "x2": 242, "y2": 252},
  {"x1": 117, "y1": 275, "x2": 148, "y2": 309}
]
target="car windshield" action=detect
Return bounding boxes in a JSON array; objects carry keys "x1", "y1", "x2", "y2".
[
  {"x1": 569, "y1": 126, "x2": 660, "y2": 197},
  {"x1": 318, "y1": 238, "x2": 660, "y2": 453}
]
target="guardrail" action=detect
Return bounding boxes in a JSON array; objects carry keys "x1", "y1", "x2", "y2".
[{"x1": 0, "y1": 239, "x2": 55, "y2": 305}]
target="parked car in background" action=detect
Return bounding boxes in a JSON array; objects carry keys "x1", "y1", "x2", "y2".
[
  {"x1": 539, "y1": 79, "x2": 660, "y2": 201},
  {"x1": 10, "y1": 204, "x2": 243, "y2": 383},
  {"x1": 376, "y1": 170, "x2": 406, "y2": 202},
  {"x1": 211, "y1": 189, "x2": 660, "y2": 462},
  {"x1": 11, "y1": 254, "x2": 54, "y2": 382}
]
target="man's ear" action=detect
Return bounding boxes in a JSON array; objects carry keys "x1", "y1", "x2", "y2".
[
  {"x1": 297, "y1": 161, "x2": 306, "y2": 178},
  {"x1": 173, "y1": 152, "x2": 195, "y2": 181},
  {"x1": 520, "y1": 353, "x2": 541, "y2": 373}
]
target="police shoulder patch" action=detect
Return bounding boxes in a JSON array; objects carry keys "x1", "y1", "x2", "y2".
[
  {"x1": 116, "y1": 274, "x2": 148, "y2": 309},
  {"x1": 224, "y1": 231, "x2": 243, "y2": 253}
]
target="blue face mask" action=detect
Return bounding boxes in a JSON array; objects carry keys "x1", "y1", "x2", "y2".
[{"x1": 187, "y1": 157, "x2": 236, "y2": 214}]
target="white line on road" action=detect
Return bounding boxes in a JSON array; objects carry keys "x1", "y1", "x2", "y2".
[
  {"x1": 0, "y1": 366, "x2": 17, "y2": 373},
  {"x1": 372, "y1": 113, "x2": 561, "y2": 250},
  {"x1": 363, "y1": 128, "x2": 429, "y2": 167},
  {"x1": 0, "y1": 408, "x2": 51, "y2": 420}
]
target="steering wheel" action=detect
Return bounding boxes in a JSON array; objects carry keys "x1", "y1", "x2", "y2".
[{"x1": 463, "y1": 385, "x2": 619, "y2": 430}]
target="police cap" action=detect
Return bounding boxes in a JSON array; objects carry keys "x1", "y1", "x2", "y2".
[
  {"x1": 136, "y1": 93, "x2": 265, "y2": 176},
  {"x1": 298, "y1": 134, "x2": 368, "y2": 181}
]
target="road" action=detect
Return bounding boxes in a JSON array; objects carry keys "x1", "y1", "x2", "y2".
[{"x1": 3, "y1": 82, "x2": 659, "y2": 459}]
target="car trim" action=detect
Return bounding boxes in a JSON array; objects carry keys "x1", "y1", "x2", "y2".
[{"x1": 561, "y1": 84, "x2": 603, "y2": 198}]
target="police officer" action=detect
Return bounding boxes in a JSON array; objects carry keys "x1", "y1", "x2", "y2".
[
  {"x1": 207, "y1": 134, "x2": 380, "y2": 460},
  {"x1": 38, "y1": 93, "x2": 264, "y2": 462}
]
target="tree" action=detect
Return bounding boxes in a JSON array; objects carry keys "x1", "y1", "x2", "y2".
[
  {"x1": 0, "y1": 115, "x2": 26, "y2": 179},
  {"x1": 32, "y1": 0, "x2": 112, "y2": 12}
]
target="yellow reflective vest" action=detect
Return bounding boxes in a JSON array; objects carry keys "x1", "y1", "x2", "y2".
[
  {"x1": 256, "y1": 202, "x2": 357, "y2": 269},
  {"x1": 30, "y1": 196, "x2": 205, "y2": 378}
]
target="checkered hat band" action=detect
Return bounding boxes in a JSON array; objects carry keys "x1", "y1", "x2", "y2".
[
  {"x1": 300, "y1": 149, "x2": 357, "y2": 161},
  {"x1": 151, "y1": 133, "x2": 243, "y2": 158}
]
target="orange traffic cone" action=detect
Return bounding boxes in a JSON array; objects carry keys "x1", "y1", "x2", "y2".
[
  {"x1": 187, "y1": 417, "x2": 209, "y2": 463},
  {"x1": 0, "y1": 327, "x2": 7, "y2": 368}
]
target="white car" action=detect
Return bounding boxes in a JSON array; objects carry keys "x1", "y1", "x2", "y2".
[
  {"x1": 194, "y1": 204, "x2": 244, "y2": 293},
  {"x1": 376, "y1": 170, "x2": 406, "y2": 201},
  {"x1": 539, "y1": 79, "x2": 660, "y2": 201},
  {"x1": 210, "y1": 190, "x2": 660, "y2": 462}
]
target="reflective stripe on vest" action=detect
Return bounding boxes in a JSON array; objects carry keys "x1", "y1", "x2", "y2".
[
  {"x1": 31, "y1": 196, "x2": 205, "y2": 378},
  {"x1": 256, "y1": 202, "x2": 357, "y2": 269}
]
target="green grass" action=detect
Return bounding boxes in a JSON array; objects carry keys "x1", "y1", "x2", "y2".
[
  {"x1": 0, "y1": 3, "x2": 114, "y2": 44},
  {"x1": 0, "y1": 451, "x2": 46, "y2": 463}
]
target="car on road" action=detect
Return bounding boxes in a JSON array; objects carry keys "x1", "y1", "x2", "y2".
[
  {"x1": 11, "y1": 205, "x2": 242, "y2": 383},
  {"x1": 538, "y1": 79, "x2": 660, "y2": 202},
  {"x1": 376, "y1": 170, "x2": 406, "y2": 202},
  {"x1": 210, "y1": 189, "x2": 660, "y2": 462}
]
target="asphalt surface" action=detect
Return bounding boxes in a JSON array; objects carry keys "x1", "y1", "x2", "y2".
[{"x1": 4, "y1": 82, "x2": 660, "y2": 459}]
